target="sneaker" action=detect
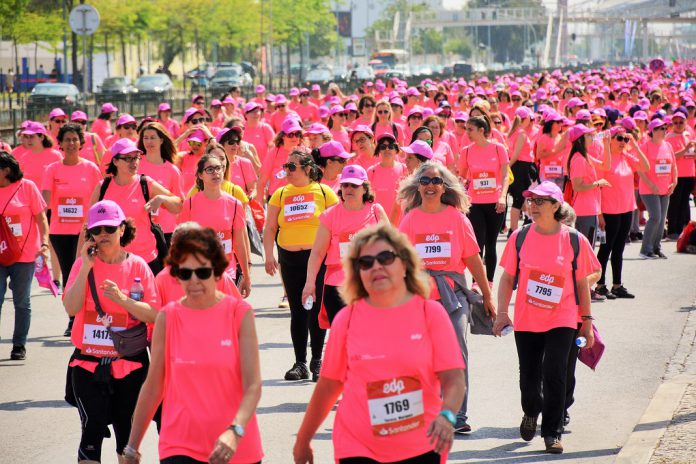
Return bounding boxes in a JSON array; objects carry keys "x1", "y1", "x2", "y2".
[
  {"x1": 309, "y1": 358, "x2": 322, "y2": 382},
  {"x1": 63, "y1": 318, "x2": 74, "y2": 337},
  {"x1": 563, "y1": 412, "x2": 570, "y2": 427},
  {"x1": 639, "y1": 252, "x2": 658, "y2": 259},
  {"x1": 53, "y1": 279, "x2": 62, "y2": 295},
  {"x1": 278, "y1": 295, "x2": 289, "y2": 308},
  {"x1": 594, "y1": 286, "x2": 616, "y2": 300},
  {"x1": 520, "y1": 415, "x2": 538, "y2": 441},
  {"x1": 544, "y1": 436, "x2": 563, "y2": 454},
  {"x1": 655, "y1": 250, "x2": 668, "y2": 259},
  {"x1": 611, "y1": 286, "x2": 635, "y2": 299},
  {"x1": 665, "y1": 233, "x2": 680, "y2": 241},
  {"x1": 10, "y1": 345, "x2": 26, "y2": 360},
  {"x1": 454, "y1": 417, "x2": 471, "y2": 434},
  {"x1": 590, "y1": 290, "x2": 606, "y2": 302},
  {"x1": 284, "y1": 362, "x2": 309, "y2": 381}
]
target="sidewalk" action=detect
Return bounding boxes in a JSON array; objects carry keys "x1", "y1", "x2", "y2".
[{"x1": 616, "y1": 297, "x2": 696, "y2": 464}]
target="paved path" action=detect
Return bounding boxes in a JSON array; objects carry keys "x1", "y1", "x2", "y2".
[{"x1": 0, "y1": 233, "x2": 695, "y2": 463}]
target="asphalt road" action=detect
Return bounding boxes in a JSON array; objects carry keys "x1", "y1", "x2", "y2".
[{"x1": 0, "y1": 231, "x2": 694, "y2": 463}]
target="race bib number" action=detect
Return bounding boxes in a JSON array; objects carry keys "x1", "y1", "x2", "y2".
[
  {"x1": 217, "y1": 230, "x2": 233, "y2": 258},
  {"x1": 367, "y1": 376, "x2": 424, "y2": 437},
  {"x1": 655, "y1": 160, "x2": 671, "y2": 175},
  {"x1": 82, "y1": 310, "x2": 128, "y2": 357},
  {"x1": 526, "y1": 270, "x2": 565, "y2": 310},
  {"x1": 414, "y1": 233, "x2": 451, "y2": 266},
  {"x1": 57, "y1": 197, "x2": 84, "y2": 223},
  {"x1": 283, "y1": 194, "x2": 315, "y2": 222},
  {"x1": 6, "y1": 215, "x2": 21, "y2": 237},
  {"x1": 338, "y1": 231, "x2": 356, "y2": 258},
  {"x1": 544, "y1": 164, "x2": 563, "y2": 178},
  {"x1": 472, "y1": 171, "x2": 497, "y2": 194}
]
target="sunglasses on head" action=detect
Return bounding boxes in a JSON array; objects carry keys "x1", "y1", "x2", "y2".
[
  {"x1": 203, "y1": 165, "x2": 223, "y2": 174},
  {"x1": 378, "y1": 142, "x2": 398, "y2": 151},
  {"x1": 122, "y1": 124, "x2": 137, "y2": 130},
  {"x1": 329, "y1": 157, "x2": 347, "y2": 163},
  {"x1": 117, "y1": 154, "x2": 141, "y2": 163},
  {"x1": 526, "y1": 197, "x2": 554, "y2": 206},
  {"x1": 286, "y1": 131, "x2": 303, "y2": 139},
  {"x1": 419, "y1": 175, "x2": 444, "y2": 186},
  {"x1": 88, "y1": 225, "x2": 119, "y2": 236},
  {"x1": 172, "y1": 266, "x2": 214, "y2": 280},
  {"x1": 356, "y1": 250, "x2": 399, "y2": 270},
  {"x1": 282, "y1": 162, "x2": 300, "y2": 172},
  {"x1": 189, "y1": 118, "x2": 205, "y2": 125}
]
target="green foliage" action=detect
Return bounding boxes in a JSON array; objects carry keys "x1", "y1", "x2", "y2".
[
  {"x1": 412, "y1": 29, "x2": 442, "y2": 55},
  {"x1": 444, "y1": 37, "x2": 473, "y2": 58}
]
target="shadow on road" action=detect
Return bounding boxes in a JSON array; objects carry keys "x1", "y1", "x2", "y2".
[
  {"x1": 0, "y1": 398, "x2": 70, "y2": 411},
  {"x1": 448, "y1": 445, "x2": 621, "y2": 463},
  {"x1": 258, "y1": 342, "x2": 293, "y2": 351}
]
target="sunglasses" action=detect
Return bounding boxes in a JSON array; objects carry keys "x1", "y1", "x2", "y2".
[
  {"x1": 512, "y1": 98, "x2": 522, "y2": 102},
  {"x1": 526, "y1": 197, "x2": 554, "y2": 206},
  {"x1": 203, "y1": 165, "x2": 223, "y2": 174},
  {"x1": 492, "y1": 120, "x2": 502, "y2": 124},
  {"x1": 362, "y1": 104, "x2": 375, "y2": 109},
  {"x1": 172, "y1": 266, "x2": 214, "y2": 280},
  {"x1": 377, "y1": 110, "x2": 390, "y2": 115},
  {"x1": 286, "y1": 132, "x2": 303, "y2": 139},
  {"x1": 282, "y1": 162, "x2": 299, "y2": 172},
  {"x1": 329, "y1": 157, "x2": 347, "y2": 163},
  {"x1": 378, "y1": 143, "x2": 399, "y2": 151},
  {"x1": 354, "y1": 137, "x2": 369, "y2": 144},
  {"x1": 356, "y1": 250, "x2": 399, "y2": 271},
  {"x1": 654, "y1": 126, "x2": 667, "y2": 131},
  {"x1": 117, "y1": 155, "x2": 141, "y2": 163},
  {"x1": 122, "y1": 124, "x2": 137, "y2": 130},
  {"x1": 334, "y1": 113, "x2": 347, "y2": 118},
  {"x1": 193, "y1": 100, "x2": 205, "y2": 105},
  {"x1": 276, "y1": 105, "x2": 286, "y2": 109},
  {"x1": 225, "y1": 138, "x2": 241, "y2": 145},
  {"x1": 419, "y1": 175, "x2": 444, "y2": 186},
  {"x1": 614, "y1": 135, "x2": 628, "y2": 142},
  {"x1": 52, "y1": 119, "x2": 68, "y2": 124},
  {"x1": 74, "y1": 120, "x2": 87, "y2": 125},
  {"x1": 88, "y1": 225, "x2": 118, "y2": 236},
  {"x1": 409, "y1": 115, "x2": 423, "y2": 120},
  {"x1": 189, "y1": 118, "x2": 205, "y2": 125},
  {"x1": 341, "y1": 182, "x2": 361, "y2": 189}
]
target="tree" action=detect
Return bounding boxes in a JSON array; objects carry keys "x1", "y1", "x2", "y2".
[{"x1": 444, "y1": 37, "x2": 473, "y2": 59}]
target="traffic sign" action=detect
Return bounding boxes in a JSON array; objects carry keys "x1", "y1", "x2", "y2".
[{"x1": 69, "y1": 4, "x2": 100, "y2": 36}]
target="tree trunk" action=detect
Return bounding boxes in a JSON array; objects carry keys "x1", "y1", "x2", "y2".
[
  {"x1": 34, "y1": 41, "x2": 38, "y2": 76},
  {"x1": 89, "y1": 34, "x2": 94, "y2": 93},
  {"x1": 105, "y1": 32, "x2": 110, "y2": 78},
  {"x1": 71, "y1": 31, "x2": 79, "y2": 85},
  {"x1": 120, "y1": 33, "x2": 127, "y2": 76},
  {"x1": 286, "y1": 43, "x2": 291, "y2": 89}
]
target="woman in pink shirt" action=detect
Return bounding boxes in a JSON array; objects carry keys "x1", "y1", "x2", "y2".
[
  {"x1": 137, "y1": 122, "x2": 185, "y2": 246},
  {"x1": 536, "y1": 112, "x2": 570, "y2": 190},
  {"x1": 398, "y1": 162, "x2": 495, "y2": 434},
  {"x1": 350, "y1": 125, "x2": 379, "y2": 170},
  {"x1": 157, "y1": 103, "x2": 180, "y2": 138},
  {"x1": 507, "y1": 107, "x2": 537, "y2": 234},
  {"x1": 328, "y1": 105, "x2": 351, "y2": 151},
  {"x1": 71, "y1": 111, "x2": 106, "y2": 166},
  {"x1": 312, "y1": 140, "x2": 351, "y2": 191},
  {"x1": 638, "y1": 118, "x2": 678, "y2": 258},
  {"x1": 494, "y1": 181, "x2": 597, "y2": 455},
  {"x1": 91, "y1": 103, "x2": 117, "y2": 142},
  {"x1": 423, "y1": 116, "x2": 456, "y2": 173},
  {"x1": 459, "y1": 115, "x2": 510, "y2": 285},
  {"x1": 367, "y1": 134, "x2": 408, "y2": 218},
  {"x1": 123, "y1": 227, "x2": 263, "y2": 464},
  {"x1": 217, "y1": 127, "x2": 259, "y2": 197},
  {"x1": 665, "y1": 111, "x2": 696, "y2": 238},
  {"x1": 294, "y1": 224, "x2": 465, "y2": 464},
  {"x1": 371, "y1": 100, "x2": 402, "y2": 144},
  {"x1": 256, "y1": 117, "x2": 304, "y2": 201},
  {"x1": 15, "y1": 121, "x2": 63, "y2": 190},
  {"x1": 353, "y1": 95, "x2": 376, "y2": 128}
]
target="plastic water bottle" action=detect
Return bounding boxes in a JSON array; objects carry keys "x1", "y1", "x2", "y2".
[
  {"x1": 35, "y1": 256, "x2": 44, "y2": 273},
  {"x1": 597, "y1": 229, "x2": 607, "y2": 244},
  {"x1": 130, "y1": 278, "x2": 144, "y2": 302},
  {"x1": 275, "y1": 169, "x2": 287, "y2": 179},
  {"x1": 303, "y1": 296, "x2": 314, "y2": 310},
  {"x1": 501, "y1": 325, "x2": 514, "y2": 336},
  {"x1": 576, "y1": 336, "x2": 587, "y2": 348}
]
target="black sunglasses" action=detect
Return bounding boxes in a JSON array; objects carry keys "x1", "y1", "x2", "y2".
[
  {"x1": 526, "y1": 197, "x2": 554, "y2": 206},
  {"x1": 356, "y1": 250, "x2": 399, "y2": 270},
  {"x1": 122, "y1": 124, "x2": 137, "y2": 130},
  {"x1": 172, "y1": 266, "x2": 214, "y2": 280},
  {"x1": 377, "y1": 110, "x2": 390, "y2": 115},
  {"x1": 189, "y1": 118, "x2": 205, "y2": 125},
  {"x1": 362, "y1": 104, "x2": 375, "y2": 109},
  {"x1": 378, "y1": 143, "x2": 399, "y2": 151},
  {"x1": 88, "y1": 225, "x2": 119, "y2": 236},
  {"x1": 282, "y1": 162, "x2": 299, "y2": 172},
  {"x1": 341, "y1": 183, "x2": 360, "y2": 189},
  {"x1": 117, "y1": 154, "x2": 141, "y2": 163},
  {"x1": 225, "y1": 138, "x2": 241, "y2": 145},
  {"x1": 329, "y1": 157, "x2": 347, "y2": 163},
  {"x1": 419, "y1": 176, "x2": 444, "y2": 186},
  {"x1": 614, "y1": 135, "x2": 628, "y2": 142}
]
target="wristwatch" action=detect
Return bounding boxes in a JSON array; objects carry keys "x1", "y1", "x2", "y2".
[
  {"x1": 228, "y1": 423, "x2": 245, "y2": 437},
  {"x1": 439, "y1": 409, "x2": 457, "y2": 427}
]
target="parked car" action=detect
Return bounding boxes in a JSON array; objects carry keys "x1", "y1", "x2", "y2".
[
  {"x1": 133, "y1": 74, "x2": 174, "y2": 100},
  {"x1": 209, "y1": 67, "x2": 253, "y2": 95},
  {"x1": 333, "y1": 65, "x2": 350, "y2": 84},
  {"x1": 305, "y1": 67, "x2": 334, "y2": 86},
  {"x1": 384, "y1": 70, "x2": 407, "y2": 80},
  {"x1": 394, "y1": 64, "x2": 412, "y2": 78},
  {"x1": 351, "y1": 66, "x2": 375, "y2": 82},
  {"x1": 452, "y1": 62, "x2": 473, "y2": 78},
  {"x1": 26, "y1": 83, "x2": 85, "y2": 117},
  {"x1": 95, "y1": 76, "x2": 134, "y2": 104}
]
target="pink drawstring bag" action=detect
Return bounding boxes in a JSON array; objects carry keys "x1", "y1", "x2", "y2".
[
  {"x1": 35, "y1": 261, "x2": 59, "y2": 297},
  {"x1": 578, "y1": 323, "x2": 605, "y2": 370}
]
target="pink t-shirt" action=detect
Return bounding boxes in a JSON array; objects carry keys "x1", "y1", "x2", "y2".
[
  {"x1": 243, "y1": 123, "x2": 275, "y2": 163},
  {"x1": 460, "y1": 141, "x2": 509, "y2": 204},
  {"x1": 159, "y1": 296, "x2": 263, "y2": 463},
  {"x1": 432, "y1": 140, "x2": 455, "y2": 167},
  {"x1": 16, "y1": 148, "x2": 63, "y2": 188},
  {"x1": 319, "y1": 202, "x2": 381, "y2": 285},
  {"x1": 260, "y1": 146, "x2": 290, "y2": 196},
  {"x1": 536, "y1": 133, "x2": 565, "y2": 179},
  {"x1": 11, "y1": 145, "x2": 29, "y2": 160},
  {"x1": 155, "y1": 265, "x2": 241, "y2": 306},
  {"x1": 229, "y1": 157, "x2": 257, "y2": 195},
  {"x1": 639, "y1": 140, "x2": 676, "y2": 195},
  {"x1": 79, "y1": 132, "x2": 106, "y2": 165},
  {"x1": 666, "y1": 132, "x2": 696, "y2": 178},
  {"x1": 100, "y1": 177, "x2": 158, "y2": 263},
  {"x1": 569, "y1": 153, "x2": 601, "y2": 216},
  {"x1": 91, "y1": 118, "x2": 112, "y2": 142},
  {"x1": 295, "y1": 103, "x2": 320, "y2": 124},
  {"x1": 178, "y1": 192, "x2": 246, "y2": 274},
  {"x1": 367, "y1": 162, "x2": 407, "y2": 217},
  {"x1": 373, "y1": 122, "x2": 401, "y2": 144},
  {"x1": 331, "y1": 128, "x2": 352, "y2": 152},
  {"x1": 499, "y1": 225, "x2": 599, "y2": 332},
  {"x1": 0, "y1": 179, "x2": 46, "y2": 262},
  {"x1": 138, "y1": 158, "x2": 184, "y2": 234},
  {"x1": 321, "y1": 295, "x2": 464, "y2": 462},
  {"x1": 162, "y1": 119, "x2": 181, "y2": 139},
  {"x1": 41, "y1": 159, "x2": 102, "y2": 235},
  {"x1": 598, "y1": 151, "x2": 641, "y2": 214},
  {"x1": 509, "y1": 129, "x2": 534, "y2": 163},
  {"x1": 177, "y1": 152, "x2": 204, "y2": 195}
]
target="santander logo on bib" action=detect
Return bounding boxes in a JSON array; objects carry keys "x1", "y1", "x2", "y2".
[{"x1": 383, "y1": 378, "x2": 406, "y2": 396}]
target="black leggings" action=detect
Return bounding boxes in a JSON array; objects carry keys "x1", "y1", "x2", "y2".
[
  {"x1": 339, "y1": 451, "x2": 440, "y2": 464},
  {"x1": 49, "y1": 234, "x2": 80, "y2": 289},
  {"x1": 323, "y1": 284, "x2": 346, "y2": 325},
  {"x1": 667, "y1": 177, "x2": 695, "y2": 235},
  {"x1": 72, "y1": 352, "x2": 149, "y2": 461},
  {"x1": 468, "y1": 203, "x2": 505, "y2": 282},
  {"x1": 278, "y1": 247, "x2": 327, "y2": 363},
  {"x1": 596, "y1": 211, "x2": 632, "y2": 286},
  {"x1": 162, "y1": 457, "x2": 260, "y2": 464},
  {"x1": 509, "y1": 161, "x2": 535, "y2": 209}
]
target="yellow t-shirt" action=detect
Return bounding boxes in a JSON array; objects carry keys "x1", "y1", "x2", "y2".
[
  {"x1": 187, "y1": 180, "x2": 249, "y2": 204},
  {"x1": 269, "y1": 182, "x2": 339, "y2": 248}
]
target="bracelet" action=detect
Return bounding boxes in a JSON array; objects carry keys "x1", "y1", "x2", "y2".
[
  {"x1": 122, "y1": 445, "x2": 141, "y2": 459},
  {"x1": 581, "y1": 315, "x2": 595, "y2": 321},
  {"x1": 40, "y1": 243, "x2": 49, "y2": 249},
  {"x1": 438, "y1": 409, "x2": 457, "y2": 427}
]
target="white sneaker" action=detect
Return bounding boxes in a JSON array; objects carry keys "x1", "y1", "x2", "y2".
[{"x1": 279, "y1": 295, "x2": 289, "y2": 308}]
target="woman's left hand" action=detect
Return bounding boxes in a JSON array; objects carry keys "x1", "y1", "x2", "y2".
[
  {"x1": 495, "y1": 197, "x2": 506, "y2": 214},
  {"x1": 483, "y1": 295, "x2": 497, "y2": 319},
  {"x1": 667, "y1": 182, "x2": 677, "y2": 195},
  {"x1": 426, "y1": 415, "x2": 454, "y2": 454},
  {"x1": 238, "y1": 274, "x2": 251, "y2": 299},
  {"x1": 101, "y1": 279, "x2": 128, "y2": 305},
  {"x1": 208, "y1": 428, "x2": 237, "y2": 464},
  {"x1": 144, "y1": 195, "x2": 164, "y2": 214},
  {"x1": 579, "y1": 321, "x2": 595, "y2": 349},
  {"x1": 598, "y1": 214, "x2": 606, "y2": 231}
]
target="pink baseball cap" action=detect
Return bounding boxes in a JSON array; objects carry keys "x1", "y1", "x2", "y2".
[
  {"x1": 648, "y1": 119, "x2": 666, "y2": 132},
  {"x1": 215, "y1": 126, "x2": 243, "y2": 143},
  {"x1": 345, "y1": 102, "x2": 358, "y2": 112},
  {"x1": 210, "y1": 99, "x2": 222, "y2": 107},
  {"x1": 543, "y1": 111, "x2": 563, "y2": 123},
  {"x1": 566, "y1": 97, "x2": 587, "y2": 108},
  {"x1": 116, "y1": 114, "x2": 137, "y2": 127},
  {"x1": 191, "y1": 94, "x2": 204, "y2": 104},
  {"x1": 319, "y1": 107, "x2": 330, "y2": 119},
  {"x1": 70, "y1": 111, "x2": 88, "y2": 122},
  {"x1": 671, "y1": 111, "x2": 686, "y2": 120},
  {"x1": 158, "y1": 103, "x2": 171, "y2": 112},
  {"x1": 21, "y1": 121, "x2": 47, "y2": 135},
  {"x1": 100, "y1": 102, "x2": 118, "y2": 113},
  {"x1": 568, "y1": 124, "x2": 595, "y2": 142},
  {"x1": 255, "y1": 84, "x2": 265, "y2": 93},
  {"x1": 222, "y1": 96, "x2": 235, "y2": 104},
  {"x1": 49, "y1": 108, "x2": 67, "y2": 120},
  {"x1": 244, "y1": 101, "x2": 262, "y2": 113},
  {"x1": 575, "y1": 109, "x2": 592, "y2": 121},
  {"x1": 281, "y1": 117, "x2": 303, "y2": 134},
  {"x1": 453, "y1": 111, "x2": 468, "y2": 121},
  {"x1": 389, "y1": 98, "x2": 404, "y2": 107},
  {"x1": 183, "y1": 107, "x2": 204, "y2": 123},
  {"x1": 299, "y1": 88, "x2": 310, "y2": 95},
  {"x1": 330, "y1": 105, "x2": 346, "y2": 116},
  {"x1": 265, "y1": 93, "x2": 276, "y2": 103},
  {"x1": 350, "y1": 124, "x2": 374, "y2": 138},
  {"x1": 515, "y1": 106, "x2": 533, "y2": 119},
  {"x1": 187, "y1": 129, "x2": 207, "y2": 143},
  {"x1": 319, "y1": 141, "x2": 352, "y2": 159},
  {"x1": 289, "y1": 87, "x2": 300, "y2": 97},
  {"x1": 633, "y1": 110, "x2": 649, "y2": 121},
  {"x1": 407, "y1": 107, "x2": 424, "y2": 118},
  {"x1": 406, "y1": 87, "x2": 420, "y2": 97},
  {"x1": 88, "y1": 200, "x2": 126, "y2": 228},
  {"x1": 275, "y1": 94, "x2": 288, "y2": 105},
  {"x1": 305, "y1": 123, "x2": 329, "y2": 135},
  {"x1": 523, "y1": 181, "x2": 564, "y2": 204},
  {"x1": 609, "y1": 126, "x2": 627, "y2": 137},
  {"x1": 110, "y1": 138, "x2": 142, "y2": 157},
  {"x1": 311, "y1": 84, "x2": 321, "y2": 91},
  {"x1": 339, "y1": 164, "x2": 368, "y2": 185},
  {"x1": 401, "y1": 140, "x2": 434, "y2": 160}
]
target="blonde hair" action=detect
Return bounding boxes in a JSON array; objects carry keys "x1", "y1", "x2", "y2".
[
  {"x1": 398, "y1": 162, "x2": 471, "y2": 214},
  {"x1": 339, "y1": 223, "x2": 430, "y2": 304}
]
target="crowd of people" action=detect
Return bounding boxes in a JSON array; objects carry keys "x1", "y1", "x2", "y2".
[{"x1": 0, "y1": 62, "x2": 695, "y2": 462}]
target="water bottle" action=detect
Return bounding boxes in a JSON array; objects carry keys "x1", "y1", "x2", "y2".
[
  {"x1": 35, "y1": 256, "x2": 44, "y2": 273},
  {"x1": 275, "y1": 169, "x2": 287, "y2": 179},
  {"x1": 576, "y1": 336, "x2": 587, "y2": 348},
  {"x1": 501, "y1": 325, "x2": 514, "y2": 336},
  {"x1": 597, "y1": 229, "x2": 607, "y2": 244},
  {"x1": 303, "y1": 296, "x2": 314, "y2": 310},
  {"x1": 130, "y1": 278, "x2": 144, "y2": 302}
]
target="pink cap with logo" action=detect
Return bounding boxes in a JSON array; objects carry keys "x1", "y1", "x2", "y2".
[
  {"x1": 211, "y1": 99, "x2": 222, "y2": 107},
  {"x1": 401, "y1": 140, "x2": 434, "y2": 160},
  {"x1": 21, "y1": 121, "x2": 47, "y2": 135},
  {"x1": 319, "y1": 141, "x2": 353, "y2": 159},
  {"x1": 350, "y1": 124, "x2": 374, "y2": 138},
  {"x1": 100, "y1": 102, "x2": 118, "y2": 113},
  {"x1": 116, "y1": 114, "x2": 137, "y2": 127},
  {"x1": 319, "y1": 107, "x2": 330, "y2": 119},
  {"x1": 575, "y1": 109, "x2": 592, "y2": 121},
  {"x1": 158, "y1": 103, "x2": 171, "y2": 112},
  {"x1": 187, "y1": 129, "x2": 207, "y2": 143},
  {"x1": 543, "y1": 111, "x2": 563, "y2": 123},
  {"x1": 648, "y1": 119, "x2": 666, "y2": 132},
  {"x1": 88, "y1": 200, "x2": 126, "y2": 228},
  {"x1": 281, "y1": 117, "x2": 303, "y2": 134},
  {"x1": 566, "y1": 97, "x2": 586, "y2": 108},
  {"x1": 523, "y1": 180, "x2": 564, "y2": 204},
  {"x1": 70, "y1": 111, "x2": 88, "y2": 122},
  {"x1": 244, "y1": 101, "x2": 262, "y2": 113},
  {"x1": 568, "y1": 124, "x2": 595, "y2": 142},
  {"x1": 110, "y1": 138, "x2": 142, "y2": 157},
  {"x1": 453, "y1": 111, "x2": 468, "y2": 121},
  {"x1": 339, "y1": 164, "x2": 368, "y2": 185},
  {"x1": 289, "y1": 87, "x2": 300, "y2": 96},
  {"x1": 183, "y1": 107, "x2": 204, "y2": 123},
  {"x1": 255, "y1": 84, "x2": 266, "y2": 93},
  {"x1": 275, "y1": 94, "x2": 288, "y2": 105},
  {"x1": 305, "y1": 123, "x2": 329, "y2": 135},
  {"x1": 311, "y1": 84, "x2": 321, "y2": 91},
  {"x1": 515, "y1": 107, "x2": 533, "y2": 119},
  {"x1": 49, "y1": 108, "x2": 67, "y2": 120}
]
